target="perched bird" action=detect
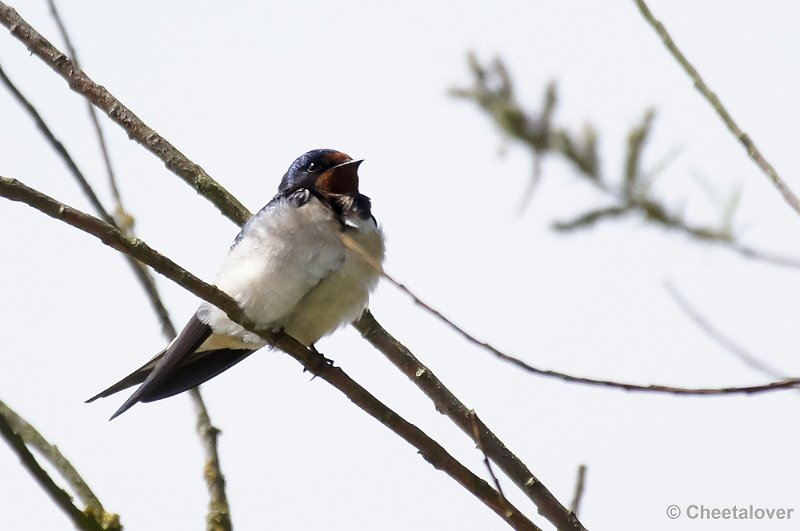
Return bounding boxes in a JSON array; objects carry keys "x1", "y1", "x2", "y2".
[{"x1": 88, "y1": 149, "x2": 385, "y2": 419}]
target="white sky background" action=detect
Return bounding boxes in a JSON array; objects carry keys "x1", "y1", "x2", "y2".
[{"x1": 1, "y1": 1, "x2": 799, "y2": 530}]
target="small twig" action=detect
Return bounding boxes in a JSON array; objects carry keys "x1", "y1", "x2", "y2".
[
  {"x1": 0, "y1": 2, "x2": 250, "y2": 226},
  {"x1": 516, "y1": 153, "x2": 543, "y2": 215},
  {"x1": 664, "y1": 281, "x2": 787, "y2": 380},
  {"x1": 569, "y1": 465, "x2": 587, "y2": 517},
  {"x1": 0, "y1": 408, "x2": 105, "y2": 531},
  {"x1": 724, "y1": 241, "x2": 800, "y2": 270},
  {"x1": 624, "y1": 110, "x2": 655, "y2": 192},
  {"x1": 632, "y1": 0, "x2": 800, "y2": 218},
  {"x1": 339, "y1": 234, "x2": 800, "y2": 396},
  {"x1": 552, "y1": 205, "x2": 633, "y2": 232},
  {"x1": 469, "y1": 411, "x2": 512, "y2": 519},
  {"x1": 0, "y1": 176, "x2": 539, "y2": 531}
]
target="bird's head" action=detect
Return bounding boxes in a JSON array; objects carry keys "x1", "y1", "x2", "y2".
[{"x1": 279, "y1": 149, "x2": 363, "y2": 196}]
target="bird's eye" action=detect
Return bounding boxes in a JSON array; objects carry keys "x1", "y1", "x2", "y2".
[{"x1": 307, "y1": 162, "x2": 318, "y2": 172}]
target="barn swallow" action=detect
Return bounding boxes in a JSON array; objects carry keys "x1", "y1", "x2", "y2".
[{"x1": 88, "y1": 149, "x2": 385, "y2": 419}]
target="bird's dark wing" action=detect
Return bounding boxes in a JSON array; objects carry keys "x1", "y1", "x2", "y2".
[
  {"x1": 86, "y1": 346, "x2": 256, "y2": 406},
  {"x1": 94, "y1": 314, "x2": 256, "y2": 420},
  {"x1": 85, "y1": 351, "x2": 165, "y2": 403},
  {"x1": 137, "y1": 347, "x2": 255, "y2": 403}
]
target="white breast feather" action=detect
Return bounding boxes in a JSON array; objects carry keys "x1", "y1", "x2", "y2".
[{"x1": 196, "y1": 196, "x2": 384, "y2": 347}]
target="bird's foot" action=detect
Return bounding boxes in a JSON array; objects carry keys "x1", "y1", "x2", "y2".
[{"x1": 304, "y1": 344, "x2": 334, "y2": 380}]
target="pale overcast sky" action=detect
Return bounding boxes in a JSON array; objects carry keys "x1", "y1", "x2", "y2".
[{"x1": 1, "y1": 2, "x2": 799, "y2": 530}]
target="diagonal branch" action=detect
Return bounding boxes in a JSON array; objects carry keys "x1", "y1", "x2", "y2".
[
  {"x1": 0, "y1": 2, "x2": 250, "y2": 226},
  {"x1": 0, "y1": 400, "x2": 106, "y2": 518},
  {"x1": 0, "y1": 408, "x2": 106, "y2": 531},
  {"x1": 0, "y1": 60, "x2": 175, "y2": 339},
  {"x1": 0, "y1": 175, "x2": 540, "y2": 531},
  {"x1": 355, "y1": 311, "x2": 585, "y2": 531},
  {"x1": 633, "y1": 0, "x2": 800, "y2": 218},
  {"x1": 0, "y1": 62, "x2": 109, "y2": 223},
  {"x1": 726, "y1": 241, "x2": 800, "y2": 270}
]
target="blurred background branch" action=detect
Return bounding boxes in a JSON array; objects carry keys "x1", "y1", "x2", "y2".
[
  {"x1": 664, "y1": 281, "x2": 789, "y2": 381},
  {"x1": 450, "y1": 53, "x2": 800, "y2": 269},
  {"x1": 569, "y1": 465, "x2": 587, "y2": 518}
]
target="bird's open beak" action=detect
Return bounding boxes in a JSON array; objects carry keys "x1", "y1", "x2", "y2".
[{"x1": 317, "y1": 159, "x2": 363, "y2": 194}]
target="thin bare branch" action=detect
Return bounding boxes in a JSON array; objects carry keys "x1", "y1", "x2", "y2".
[
  {"x1": 0, "y1": 2, "x2": 250, "y2": 226},
  {"x1": 632, "y1": 0, "x2": 800, "y2": 218},
  {"x1": 0, "y1": 176, "x2": 539, "y2": 531},
  {"x1": 340, "y1": 235, "x2": 800, "y2": 396},
  {"x1": 469, "y1": 411, "x2": 512, "y2": 520},
  {"x1": 0, "y1": 407, "x2": 107, "y2": 531},
  {"x1": 569, "y1": 465, "x2": 587, "y2": 517},
  {"x1": 0, "y1": 62, "x2": 109, "y2": 223},
  {"x1": 664, "y1": 281, "x2": 787, "y2": 380}
]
